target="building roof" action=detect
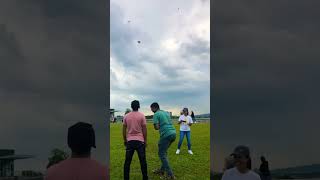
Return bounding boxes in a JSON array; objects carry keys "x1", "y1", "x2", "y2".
[
  {"x1": 0, "y1": 155, "x2": 34, "y2": 160},
  {"x1": 110, "y1": 109, "x2": 120, "y2": 113}
]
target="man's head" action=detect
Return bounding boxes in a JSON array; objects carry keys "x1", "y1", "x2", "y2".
[
  {"x1": 183, "y1": 108, "x2": 189, "y2": 116},
  {"x1": 68, "y1": 122, "x2": 96, "y2": 157},
  {"x1": 261, "y1": 156, "x2": 266, "y2": 162},
  {"x1": 231, "y1": 145, "x2": 250, "y2": 172},
  {"x1": 131, "y1": 100, "x2": 140, "y2": 111},
  {"x1": 150, "y1": 102, "x2": 160, "y2": 113}
]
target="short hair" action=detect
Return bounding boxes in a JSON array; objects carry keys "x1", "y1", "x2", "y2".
[
  {"x1": 150, "y1": 102, "x2": 160, "y2": 109},
  {"x1": 131, "y1": 100, "x2": 140, "y2": 111},
  {"x1": 68, "y1": 122, "x2": 96, "y2": 155}
]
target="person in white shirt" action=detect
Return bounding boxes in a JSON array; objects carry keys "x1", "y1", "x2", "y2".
[
  {"x1": 176, "y1": 108, "x2": 193, "y2": 155},
  {"x1": 222, "y1": 145, "x2": 261, "y2": 180}
]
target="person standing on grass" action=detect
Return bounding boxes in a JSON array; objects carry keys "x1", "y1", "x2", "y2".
[
  {"x1": 45, "y1": 122, "x2": 108, "y2": 180},
  {"x1": 176, "y1": 108, "x2": 193, "y2": 155},
  {"x1": 190, "y1": 111, "x2": 196, "y2": 123},
  {"x1": 259, "y1": 156, "x2": 271, "y2": 180},
  {"x1": 222, "y1": 145, "x2": 261, "y2": 180},
  {"x1": 150, "y1": 102, "x2": 177, "y2": 180},
  {"x1": 123, "y1": 100, "x2": 148, "y2": 180}
]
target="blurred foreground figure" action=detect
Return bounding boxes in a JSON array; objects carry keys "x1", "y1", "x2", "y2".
[
  {"x1": 45, "y1": 122, "x2": 109, "y2": 180},
  {"x1": 222, "y1": 145, "x2": 261, "y2": 180}
]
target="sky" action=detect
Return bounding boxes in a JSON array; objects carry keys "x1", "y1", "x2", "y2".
[
  {"x1": 0, "y1": 0, "x2": 107, "y2": 171},
  {"x1": 110, "y1": 0, "x2": 210, "y2": 116},
  {"x1": 213, "y1": 0, "x2": 320, "y2": 172}
]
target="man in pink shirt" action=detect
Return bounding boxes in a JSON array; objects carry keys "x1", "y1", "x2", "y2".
[
  {"x1": 45, "y1": 122, "x2": 109, "y2": 180},
  {"x1": 123, "y1": 100, "x2": 148, "y2": 180}
]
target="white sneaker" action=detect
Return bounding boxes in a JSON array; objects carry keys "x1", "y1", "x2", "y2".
[
  {"x1": 176, "y1": 149, "x2": 180, "y2": 154},
  {"x1": 188, "y1": 150, "x2": 193, "y2": 155}
]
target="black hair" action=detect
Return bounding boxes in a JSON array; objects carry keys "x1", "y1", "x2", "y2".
[
  {"x1": 68, "y1": 122, "x2": 96, "y2": 155},
  {"x1": 150, "y1": 102, "x2": 160, "y2": 109},
  {"x1": 131, "y1": 100, "x2": 140, "y2": 111},
  {"x1": 183, "y1": 108, "x2": 189, "y2": 115}
]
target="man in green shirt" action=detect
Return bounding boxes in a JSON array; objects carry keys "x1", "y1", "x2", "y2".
[{"x1": 150, "y1": 102, "x2": 176, "y2": 179}]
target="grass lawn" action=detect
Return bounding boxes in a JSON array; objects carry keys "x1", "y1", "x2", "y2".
[{"x1": 110, "y1": 122, "x2": 210, "y2": 180}]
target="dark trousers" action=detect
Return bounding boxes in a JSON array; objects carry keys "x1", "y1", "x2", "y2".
[
  {"x1": 124, "y1": 140, "x2": 148, "y2": 180},
  {"x1": 158, "y1": 134, "x2": 176, "y2": 176}
]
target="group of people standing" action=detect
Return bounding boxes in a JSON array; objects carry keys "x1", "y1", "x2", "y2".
[
  {"x1": 222, "y1": 146, "x2": 271, "y2": 180},
  {"x1": 122, "y1": 100, "x2": 195, "y2": 180}
]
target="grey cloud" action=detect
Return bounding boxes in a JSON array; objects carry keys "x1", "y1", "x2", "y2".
[
  {"x1": 0, "y1": 0, "x2": 107, "y2": 171},
  {"x1": 213, "y1": 0, "x2": 320, "y2": 171}
]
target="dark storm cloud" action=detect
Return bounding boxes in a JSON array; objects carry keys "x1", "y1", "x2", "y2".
[
  {"x1": 213, "y1": 0, "x2": 320, "y2": 171},
  {"x1": 0, "y1": 0, "x2": 107, "y2": 171}
]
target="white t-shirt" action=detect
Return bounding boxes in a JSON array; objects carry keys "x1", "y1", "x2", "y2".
[
  {"x1": 222, "y1": 167, "x2": 261, "y2": 180},
  {"x1": 178, "y1": 115, "x2": 193, "y2": 131}
]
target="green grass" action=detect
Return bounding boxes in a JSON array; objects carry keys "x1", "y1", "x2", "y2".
[{"x1": 110, "y1": 122, "x2": 210, "y2": 180}]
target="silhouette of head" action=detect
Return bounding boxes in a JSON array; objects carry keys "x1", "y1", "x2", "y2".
[
  {"x1": 150, "y1": 102, "x2": 160, "y2": 113},
  {"x1": 261, "y1": 156, "x2": 266, "y2": 162},
  {"x1": 68, "y1": 122, "x2": 96, "y2": 156},
  {"x1": 131, "y1": 100, "x2": 140, "y2": 111}
]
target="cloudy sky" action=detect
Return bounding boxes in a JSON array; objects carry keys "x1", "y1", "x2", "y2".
[
  {"x1": 213, "y1": 0, "x2": 320, "y2": 172},
  {"x1": 0, "y1": 0, "x2": 107, "y2": 171},
  {"x1": 110, "y1": 0, "x2": 210, "y2": 116}
]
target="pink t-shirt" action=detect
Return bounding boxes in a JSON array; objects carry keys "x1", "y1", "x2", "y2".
[
  {"x1": 123, "y1": 111, "x2": 147, "y2": 142},
  {"x1": 45, "y1": 158, "x2": 108, "y2": 180}
]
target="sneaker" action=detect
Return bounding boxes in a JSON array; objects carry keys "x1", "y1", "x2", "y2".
[
  {"x1": 167, "y1": 175, "x2": 177, "y2": 180},
  {"x1": 160, "y1": 175, "x2": 176, "y2": 179},
  {"x1": 188, "y1": 150, "x2": 193, "y2": 155},
  {"x1": 176, "y1": 149, "x2": 180, "y2": 154},
  {"x1": 153, "y1": 169, "x2": 164, "y2": 176}
]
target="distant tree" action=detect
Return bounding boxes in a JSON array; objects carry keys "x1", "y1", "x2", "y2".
[
  {"x1": 46, "y1": 148, "x2": 69, "y2": 169},
  {"x1": 145, "y1": 115, "x2": 154, "y2": 119},
  {"x1": 125, "y1": 108, "x2": 131, "y2": 115}
]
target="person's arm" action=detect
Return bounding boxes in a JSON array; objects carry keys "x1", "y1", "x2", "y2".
[
  {"x1": 153, "y1": 113, "x2": 160, "y2": 130},
  {"x1": 142, "y1": 115, "x2": 147, "y2": 146},
  {"x1": 123, "y1": 124, "x2": 127, "y2": 146},
  {"x1": 122, "y1": 116, "x2": 127, "y2": 146},
  {"x1": 142, "y1": 125, "x2": 147, "y2": 146},
  {"x1": 154, "y1": 123, "x2": 160, "y2": 130},
  {"x1": 178, "y1": 115, "x2": 183, "y2": 124},
  {"x1": 188, "y1": 116, "x2": 193, "y2": 126}
]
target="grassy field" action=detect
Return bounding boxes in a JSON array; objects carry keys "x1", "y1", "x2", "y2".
[{"x1": 110, "y1": 122, "x2": 210, "y2": 180}]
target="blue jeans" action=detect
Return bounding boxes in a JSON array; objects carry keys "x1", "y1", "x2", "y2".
[
  {"x1": 158, "y1": 134, "x2": 176, "y2": 176},
  {"x1": 177, "y1": 131, "x2": 191, "y2": 150}
]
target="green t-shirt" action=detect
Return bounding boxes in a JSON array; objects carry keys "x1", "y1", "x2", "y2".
[{"x1": 153, "y1": 110, "x2": 176, "y2": 139}]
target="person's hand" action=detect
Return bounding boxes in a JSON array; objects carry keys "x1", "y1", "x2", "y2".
[
  {"x1": 144, "y1": 142, "x2": 147, "y2": 148},
  {"x1": 124, "y1": 141, "x2": 127, "y2": 147}
]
